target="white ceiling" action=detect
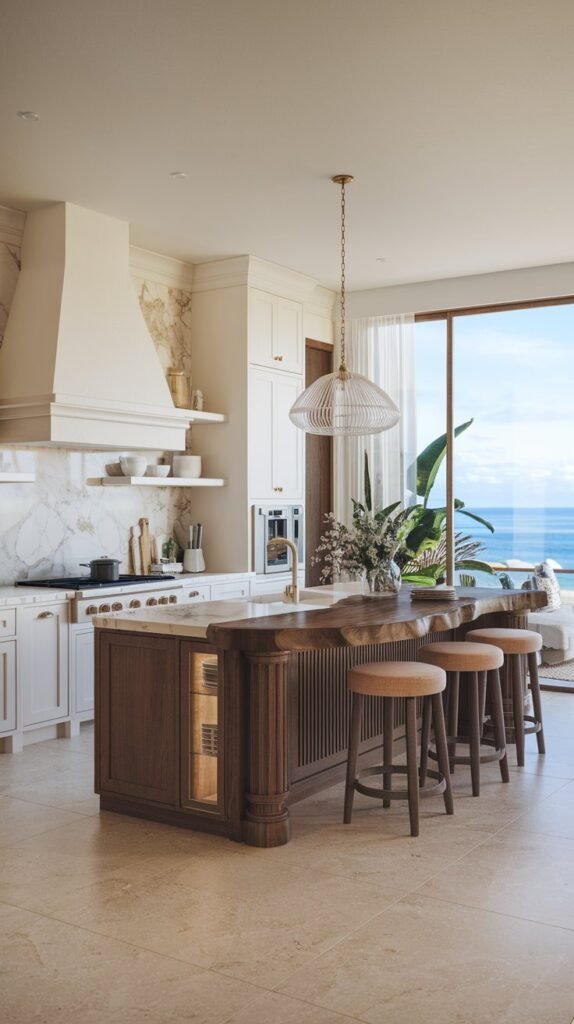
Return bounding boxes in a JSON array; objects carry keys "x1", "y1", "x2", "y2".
[{"x1": 1, "y1": 0, "x2": 574, "y2": 290}]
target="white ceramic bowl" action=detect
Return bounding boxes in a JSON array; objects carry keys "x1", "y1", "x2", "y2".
[
  {"x1": 120, "y1": 456, "x2": 148, "y2": 477},
  {"x1": 145, "y1": 465, "x2": 171, "y2": 477},
  {"x1": 172, "y1": 455, "x2": 202, "y2": 478}
]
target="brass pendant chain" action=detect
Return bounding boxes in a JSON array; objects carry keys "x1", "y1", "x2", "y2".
[{"x1": 331, "y1": 174, "x2": 353, "y2": 376}]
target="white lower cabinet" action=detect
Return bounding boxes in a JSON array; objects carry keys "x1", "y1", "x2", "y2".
[
  {"x1": 20, "y1": 603, "x2": 69, "y2": 727},
  {"x1": 0, "y1": 640, "x2": 16, "y2": 734},
  {"x1": 211, "y1": 580, "x2": 251, "y2": 600},
  {"x1": 70, "y1": 626, "x2": 94, "y2": 719}
]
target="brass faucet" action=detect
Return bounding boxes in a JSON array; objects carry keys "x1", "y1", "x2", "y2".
[{"x1": 267, "y1": 538, "x2": 300, "y2": 603}]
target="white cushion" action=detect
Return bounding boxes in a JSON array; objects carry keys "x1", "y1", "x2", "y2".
[{"x1": 529, "y1": 605, "x2": 574, "y2": 650}]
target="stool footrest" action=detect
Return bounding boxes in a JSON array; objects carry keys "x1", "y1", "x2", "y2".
[
  {"x1": 523, "y1": 714, "x2": 542, "y2": 736},
  {"x1": 354, "y1": 763, "x2": 446, "y2": 802},
  {"x1": 428, "y1": 742, "x2": 505, "y2": 766}
]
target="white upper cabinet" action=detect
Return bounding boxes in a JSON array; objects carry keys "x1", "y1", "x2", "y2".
[
  {"x1": 249, "y1": 367, "x2": 303, "y2": 501},
  {"x1": 249, "y1": 289, "x2": 303, "y2": 374}
]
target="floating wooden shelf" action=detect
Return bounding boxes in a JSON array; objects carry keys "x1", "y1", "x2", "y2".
[
  {"x1": 186, "y1": 410, "x2": 226, "y2": 424},
  {"x1": 0, "y1": 472, "x2": 36, "y2": 483},
  {"x1": 97, "y1": 476, "x2": 225, "y2": 488}
]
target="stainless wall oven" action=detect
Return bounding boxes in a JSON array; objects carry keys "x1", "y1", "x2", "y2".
[{"x1": 253, "y1": 506, "x2": 304, "y2": 574}]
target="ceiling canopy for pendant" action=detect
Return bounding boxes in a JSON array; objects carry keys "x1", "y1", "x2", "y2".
[{"x1": 289, "y1": 175, "x2": 400, "y2": 437}]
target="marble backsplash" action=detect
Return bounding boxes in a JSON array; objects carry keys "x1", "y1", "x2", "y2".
[{"x1": 0, "y1": 228, "x2": 193, "y2": 585}]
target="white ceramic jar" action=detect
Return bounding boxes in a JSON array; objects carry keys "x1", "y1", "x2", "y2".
[{"x1": 173, "y1": 455, "x2": 202, "y2": 478}]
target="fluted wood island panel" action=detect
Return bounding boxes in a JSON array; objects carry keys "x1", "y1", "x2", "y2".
[{"x1": 95, "y1": 587, "x2": 546, "y2": 846}]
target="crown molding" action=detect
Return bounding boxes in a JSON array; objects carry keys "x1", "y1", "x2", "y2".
[
  {"x1": 129, "y1": 245, "x2": 194, "y2": 291},
  {"x1": 305, "y1": 284, "x2": 337, "y2": 319},
  {"x1": 0, "y1": 205, "x2": 26, "y2": 246},
  {"x1": 192, "y1": 254, "x2": 319, "y2": 302}
]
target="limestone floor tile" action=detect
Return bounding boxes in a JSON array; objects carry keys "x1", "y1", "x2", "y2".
[
  {"x1": 0, "y1": 813, "x2": 209, "y2": 915},
  {"x1": 275, "y1": 813, "x2": 494, "y2": 892},
  {"x1": 222, "y1": 989, "x2": 360, "y2": 1023},
  {"x1": 0, "y1": 795, "x2": 82, "y2": 847},
  {"x1": 278, "y1": 894, "x2": 574, "y2": 1024},
  {"x1": 1, "y1": 764, "x2": 97, "y2": 810},
  {"x1": 0, "y1": 904, "x2": 260, "y2": 1024},
  {"x1": 419, "y1": 829, "x2": 574, "y2": 931},
  {"x1": 44, "y1": 869, "x2": 400, "y2": 988},
  {"x1": 505, "y1": 780, "x2": 574, "y2": 841}
]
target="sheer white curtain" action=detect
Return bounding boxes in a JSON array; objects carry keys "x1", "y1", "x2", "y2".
[{"x1": 334, "y1": 314, "x2": 416, "y2": 525}]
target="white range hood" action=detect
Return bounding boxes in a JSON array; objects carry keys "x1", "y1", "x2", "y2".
[{"x1": 0, "y1": 202, "x2": 191, "y2": 450}]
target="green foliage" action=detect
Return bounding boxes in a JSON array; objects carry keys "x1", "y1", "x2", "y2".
[{"x1": 412, "y1": 418, "x2": 473, "y2": 505}]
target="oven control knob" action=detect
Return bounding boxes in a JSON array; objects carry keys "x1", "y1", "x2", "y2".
[
  {"x1": 169, "y1": 595, "x2": 177, "y2": 604},
  {"x1": 158, "y1": 596, "x2": 169, "y2": 605},
  {"x1": 129, "y1": 599, "x2": 141, "y2": 609},
  {"x1": 147, "y1": 597, "x2": 158, "y2": 606},
  {"x1": 112, "y1": 602, "x2": 123, "y2": 611},
  {"x1": 86, "y1": 605, "x2": 98, "y2": 616},
  {"x1": 99, "y1": 603, "x2": 111, "y2": 613}
]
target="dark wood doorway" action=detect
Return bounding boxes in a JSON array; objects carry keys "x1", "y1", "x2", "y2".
[{"x1": 305, "y1": 339, "x2": 334, "y2": 586}]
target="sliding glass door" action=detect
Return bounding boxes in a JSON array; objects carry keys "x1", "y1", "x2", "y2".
[{"x1": 415, "y1": 299, "x2": 574, "y2": 594}]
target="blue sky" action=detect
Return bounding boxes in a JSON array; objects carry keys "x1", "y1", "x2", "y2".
[{"x1": 415, "y1": 303, "x2": 574, "y2": 508}]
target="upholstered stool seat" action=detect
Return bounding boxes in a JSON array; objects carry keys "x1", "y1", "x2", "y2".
[
  {"x1": 466, "y1": 628, "x2": 545, "y2": 766},
  {"x1": 418, "y1": 641, "x2": 508, "y2": 797},
  {"x1": 344, "y1": 661, "x2": 453, "y2": 837}
]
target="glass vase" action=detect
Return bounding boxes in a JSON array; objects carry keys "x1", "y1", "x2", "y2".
[{"x1": 365, "y1": 560, "x2": 402, "y2": 596}]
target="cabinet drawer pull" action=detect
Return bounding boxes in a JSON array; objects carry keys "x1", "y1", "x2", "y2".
[
  {"x1": 188, "y1": 591, "x2": 199, "y2": 598},
  {"x1": 273, "y1": 486, "x2": 283, "y2": 492},
  {"x1": 273, "y1": 355, "x2": 284, "y2": 362},
  {"x1": 37, "y1": 610, "x2": 55, "y2": 619}
]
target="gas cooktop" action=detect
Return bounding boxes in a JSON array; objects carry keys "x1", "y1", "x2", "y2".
[{"x1": 17, "y1": 575, "x2": 175, "y2": 591}]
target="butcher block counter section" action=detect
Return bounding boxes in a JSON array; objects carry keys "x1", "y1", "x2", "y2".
[{"x1": 94, "y1": 586, "x2": 546, "y2": 847}]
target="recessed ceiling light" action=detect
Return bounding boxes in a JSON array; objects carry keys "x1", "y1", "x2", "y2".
[
  {"x1": 17, "y1": 110, "x2": 40, "y2": 121},
  {"x1": 376, "y1": 257, "x2": 387, "y2": 263},
  {"x1": 169, "y1": 171, "x2": 187, "y2": 179}
]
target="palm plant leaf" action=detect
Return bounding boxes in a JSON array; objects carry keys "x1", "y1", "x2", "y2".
[{"x1": 412, "y1": 419, "x2": 473, "y2": 504}]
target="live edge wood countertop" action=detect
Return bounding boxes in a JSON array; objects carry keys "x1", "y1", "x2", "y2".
[{"x1": 207, "y1": 587, "x2": 548, "y2": 654}]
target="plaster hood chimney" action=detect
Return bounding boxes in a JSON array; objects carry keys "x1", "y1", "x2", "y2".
[{"x1": 0, "y1": 202, "x2": 191, "y2": 449}]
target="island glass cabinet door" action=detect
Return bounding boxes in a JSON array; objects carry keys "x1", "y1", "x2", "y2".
[{"x1": 180, "y1": 641, "x2": 221, "y2": 810}]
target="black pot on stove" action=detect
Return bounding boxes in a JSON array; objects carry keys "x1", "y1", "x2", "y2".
[{"x1": 80, "y1": 557, "x2": 121, "y2": 582}]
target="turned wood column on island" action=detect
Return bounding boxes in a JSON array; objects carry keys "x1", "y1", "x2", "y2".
[{"x1": 242, "y1": 651, "x2": 291, "y2": 848}]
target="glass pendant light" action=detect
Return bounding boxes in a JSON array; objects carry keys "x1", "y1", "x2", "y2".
[{"x1": 289, "y1": 175, "x2": 400, "y2": 436}]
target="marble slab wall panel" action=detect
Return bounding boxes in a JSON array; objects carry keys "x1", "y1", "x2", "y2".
[{"x1": 0, "y1": 236, "x2": 194, "y2": 584}]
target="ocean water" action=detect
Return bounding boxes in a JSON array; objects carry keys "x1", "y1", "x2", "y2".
[{"x1": 456, "y1": 507, "x2": 574, "y2": 590}]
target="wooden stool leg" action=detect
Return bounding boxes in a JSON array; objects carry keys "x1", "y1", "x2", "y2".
[
  {"x1": 469, "y1": 671, "x2": 481, "y2": 797},
  {"x1": 528, "y1": 653, "x2": 546, "y2": 754},
  {"x1": 478, "y1": 671, "x2": 487, "y2": 737},
  {"x1": 511, "y1": 655, "x2": 526, "y2": 767},
  {"x1": 432, "y1": 691, "x2": 454, "y2": 815},
  {"x1": 419, "y1": 695, "x2": 431, "y2": 787},
  {"x1": 405, "y1": 697, "x2": 419, "y2": 837},
  {"x1": 344, "y1": 693, "x2": 363, "y2": 823},
  {"x1": 447, "y1": 671, "x2": 460, "y2": 770},
  {"x1": 383, "y1": 696, "x2": 394, "y2": 808},
  {"x1": 489, "y1": 668, "x2": 509, "y2": 783}
]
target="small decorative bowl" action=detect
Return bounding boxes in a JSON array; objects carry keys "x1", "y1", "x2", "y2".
[
  {"x1": 105, "y1": 462, "x2": 123, "y2": 477},
  {"x1": 145, "y1": 465, "x2": 171, "y2": 477},
  {"x1": 120, "y1": 456, "x2": 148, "y2": 477}
]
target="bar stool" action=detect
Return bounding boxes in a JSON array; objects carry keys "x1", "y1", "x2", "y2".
[
  {"x1": 344, "y1": 661, "x2": 453, "y2": 838},
  {"x1": 465, "y1": 628, "x2": 545, "y2": 766},
  {"x1": 418, "y1": 641, "x2": 507, "y2": 797}
]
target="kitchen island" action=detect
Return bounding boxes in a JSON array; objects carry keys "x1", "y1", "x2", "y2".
[{"x1": 94, "y1": 585, "x2": 546, "y2": 846}]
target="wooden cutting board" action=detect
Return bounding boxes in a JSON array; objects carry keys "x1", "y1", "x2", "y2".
[
  {"x1": 130, "y1": 525, "x2": 142, "y2": 575},
  {"x1": 139, "y1": 518, "x2": 151, "y2": 574}
]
